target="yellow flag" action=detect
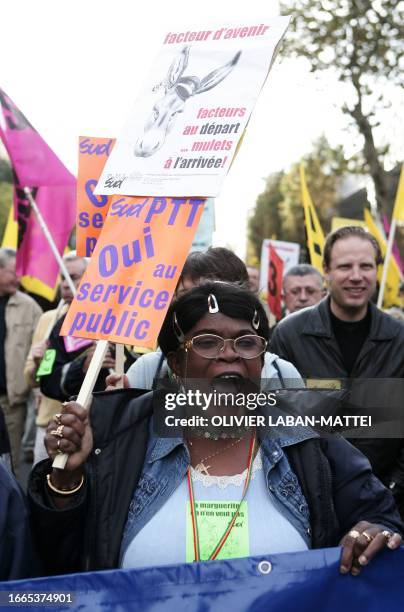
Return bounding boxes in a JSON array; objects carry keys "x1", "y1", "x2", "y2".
[
  {"x1": 1, "y1": 205, "x2": 17, "y2": 246},
  {"x1": 364, "y1": 209, "x2": 401, "y2": 308},
  {"x1": 300, "y1": 164, "x2": 325, "y2": 273},
  {"x1": 392, "y1": 164, "x2": 404, "y2": 223},
  {"x1": 1, "y1": 206, "x2": 58, "y2": 301}
]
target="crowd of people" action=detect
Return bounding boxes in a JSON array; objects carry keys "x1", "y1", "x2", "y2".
[{"x1": 0, "y1": 226, "x2": 404, "y2": 583}]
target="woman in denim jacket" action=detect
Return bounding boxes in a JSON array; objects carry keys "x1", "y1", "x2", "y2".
[{"x1": 29, "y1": 283, "x2": 402, "y2": 575}]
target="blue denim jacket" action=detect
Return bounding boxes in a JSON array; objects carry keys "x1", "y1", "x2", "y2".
[{"x1": 120, "y1": 423, "x2": 316, "y2": 562}]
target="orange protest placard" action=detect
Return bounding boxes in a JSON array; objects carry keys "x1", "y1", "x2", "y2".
[
  {"x1": 76, "y1": 136, "x2": 115, "y2": 257},
  {"x1": 62, "y1": 196, "x2": 205, "y2": 347}
]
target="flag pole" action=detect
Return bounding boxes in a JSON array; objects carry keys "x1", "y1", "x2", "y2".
[
  {"x1": 52, "y1": 339, "x2": 109, "y2": 469},
  {"x1": 23, "y1": 187, "x2": 76, "y2": 296},
  {"x1": 114, "y1": 344, "x2": 125, "y2": 388},
  {"x1": 377, "y1": 218, "x2": 397, "y2": 309}
]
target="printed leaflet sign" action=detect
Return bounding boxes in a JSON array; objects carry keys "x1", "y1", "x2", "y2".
[{"x1": 95, "y1": 17, "x2": 290, "y2": 197}]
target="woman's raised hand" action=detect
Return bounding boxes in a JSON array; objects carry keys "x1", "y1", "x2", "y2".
[{"x1": 45, "y1": 401, "x2": 93, "y2": 474}]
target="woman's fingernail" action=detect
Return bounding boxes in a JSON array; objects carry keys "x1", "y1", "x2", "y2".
[
  {"x1": 358, "y1": 555, "x2": 368, "y2": 566},
  {"x1": 340, "y1": 566, "x2": 349, "y2": 574},
  {"x1": 351, "y1": 568, "x2": 360, "y2": 576}
]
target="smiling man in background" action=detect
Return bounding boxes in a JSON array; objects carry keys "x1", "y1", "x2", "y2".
[{"x1": 270, "y1": 226, "x2": 404, "y2": 516}]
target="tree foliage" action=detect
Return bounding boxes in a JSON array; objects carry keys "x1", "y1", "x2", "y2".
[
  {"x1": 248, "y1": 172, "x2": 284, "y2": 261},
  {"x1": 0, "y1": 156, "x2": 12, "y2": 241},
  {"x1": 248, "y1": 136, "x2": 347, "y2": 261},
  {"x1": 280, "y1": 0, "x2": 403, "y2": 214},
  {"x1": 0, "y1": 157, "x2": 12, "y2": 183},
  {"x1": 0, "y1": 181, "x2": 12, "y2": 241}
]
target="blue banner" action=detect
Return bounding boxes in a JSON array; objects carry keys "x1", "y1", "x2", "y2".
[{"x1": 1, "y1": 547, "x2": 403, "y2": 611}]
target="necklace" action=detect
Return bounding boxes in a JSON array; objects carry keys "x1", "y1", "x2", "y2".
[
  {"x1": 189, "y1": 437, "x2": 243, "y2": 476},
  {"x1": 187, "y1": 435, "x2": 256, "y2": 562}
]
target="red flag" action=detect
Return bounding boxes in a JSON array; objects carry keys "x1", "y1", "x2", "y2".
[
  {"x1": 0, "y1": 88, "x2": 76, "y2": 286},
  {"x1": 267, "y1": 244, "x2": 284, "y2": 321}
]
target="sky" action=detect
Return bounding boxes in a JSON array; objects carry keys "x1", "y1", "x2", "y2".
[{"x1": 1, "y1": 0, "x2": 402, "y2": 259}]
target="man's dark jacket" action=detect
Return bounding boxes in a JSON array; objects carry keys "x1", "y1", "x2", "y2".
[
  {"x1": 270, "y1": 297, "x2": 404, "y2": 500},
  {"x1": 28, "y1": 389, "x2": 402, "y2": 575}
]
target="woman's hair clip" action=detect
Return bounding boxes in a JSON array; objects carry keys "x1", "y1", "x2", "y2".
[
  {"x1": 208, "y1": 294, "x2": 219, "y2": 314},
  {"x1": 173, "y1": 312, "x2": 185, "y2": 342},
  {"x1": 252, "y1": 310, "x2": 260, "y2": 330}
]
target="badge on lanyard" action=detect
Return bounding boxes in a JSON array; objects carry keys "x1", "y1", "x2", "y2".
[
  {"x1": 186, "y1": 500, "x2": 249, "y2": 562},
  {"x1": 36, "y1": 349, "x2": 57, "y2": 378}
]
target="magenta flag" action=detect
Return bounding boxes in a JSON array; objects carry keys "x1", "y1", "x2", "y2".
[
  {"x1": 383, "y1": 214, "x2": 404, "y2": 275},
  {"x1": 0, "y1": 88, "x2": 76, "y2": 286}
]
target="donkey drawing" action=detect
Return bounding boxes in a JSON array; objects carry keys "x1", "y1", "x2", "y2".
[{"x1": 134, "y1": 46, "x2": 241, "y2": 157}]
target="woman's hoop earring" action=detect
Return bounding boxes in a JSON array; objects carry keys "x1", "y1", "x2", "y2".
[{"x1": 172, "y1": 372, "x2": 181, "y2": 386}]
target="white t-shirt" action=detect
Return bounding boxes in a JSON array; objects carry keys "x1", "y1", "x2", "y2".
[{"x1": 121, "y1": 449, "x2": 308, "y2": 569}]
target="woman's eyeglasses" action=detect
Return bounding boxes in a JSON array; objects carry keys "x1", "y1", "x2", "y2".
[{"x1": 182, "y1": 334, "x2": 267, "y2": 359}]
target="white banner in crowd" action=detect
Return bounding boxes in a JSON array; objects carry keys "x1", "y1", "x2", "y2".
[
  {"x1": 259, "y1": 239, "x2": 300, "y2": 293},
  {"x1": 95, "y1": 16, "x2": 290, "y2": 198}
]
